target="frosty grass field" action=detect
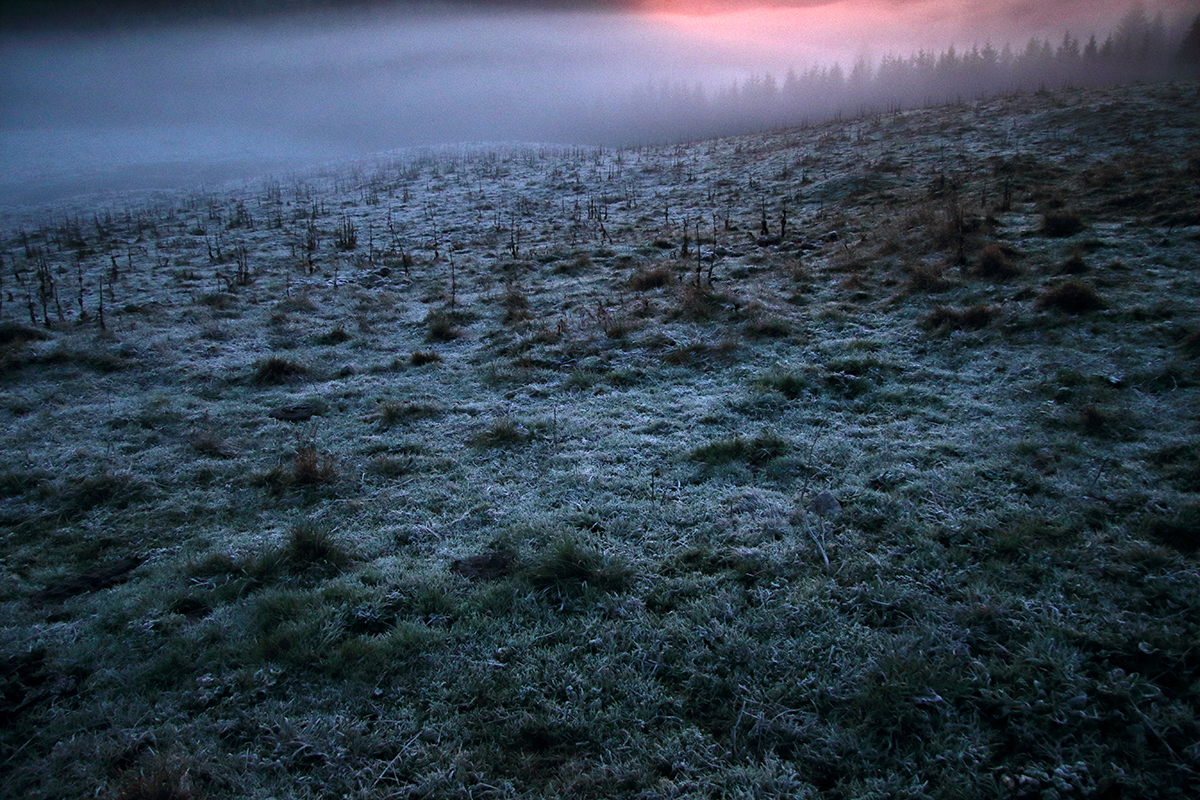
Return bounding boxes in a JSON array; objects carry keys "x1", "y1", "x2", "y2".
[{"x1": 1, "y1": 79, "x2": 1199, "y2": 798}]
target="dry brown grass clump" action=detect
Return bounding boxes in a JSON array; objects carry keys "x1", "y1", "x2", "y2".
[
  {"x1": 424, "y1": 311, "x2": 461, "y2": 342},
  {"x1": 903, "y1": 264, "x2": 951, "y2": 293},
  {"x1": 671, "y1": 285, "x2": 735, "y2": 321},
  {"x1": 471, "y1": 417, "x2": 531, "y2": 448},
  {"x1": 293, "y1": 447, "x2": 339, "y2": 486},
  {"x1": 743, "y1": 315, "x2": 792, "y2": 338},
  {"x1": 256, "y1": 447, "x2": 339, "y2": 493},
  {"x1": 922, "y1": 304, "x2": 995, "y2": 332},
  {"x1": 975, "y1": 243, "x2": 1021, "y2": 279},
  {"x1": 1041, "y1": 210, "x2": 1085, "y2": 237},
  {"x1": 189, "y1": 429, "x2": 238, "y2": 458},
  {"x1": 502, "y1": 285, "x2": 532, "y2": 324},
  {"x1": 1035, "y1": 281, "x2": 1105, "y2": 313},
  {"x1": 1058, "y1": 250, "x2": 1089, "y2": 275},
  {"x1": 628, "y1": 266, "x2": 674, "y2": 291},
  {"x1": 315, "y1": 326, "x2": 352, "y2": 345},
  {"x1": 0, "y1": 321, "x2": 51, "y2": 345},
  {"x1": 253, "y1": 356, "x2": 308, "y2": 385},
  {"x1": 410, "y1": 349, "x2": 442, "y2": 366}
]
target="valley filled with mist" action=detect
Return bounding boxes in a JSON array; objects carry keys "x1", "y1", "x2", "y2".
[{"x1": 2, "y1": 1, "x2": 1197, "y2": 207}]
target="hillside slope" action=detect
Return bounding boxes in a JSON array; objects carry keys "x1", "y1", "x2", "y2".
[{"x1": 2, "y1": 79, "x2": 1199, "y2": 799}]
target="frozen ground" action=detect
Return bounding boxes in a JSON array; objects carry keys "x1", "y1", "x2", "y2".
[{"x1": 1, "y1": 79, "x2": 1198, "y2": 799}]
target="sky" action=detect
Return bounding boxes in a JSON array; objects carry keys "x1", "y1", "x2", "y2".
[
  {"x1": 1, "y1": 0, "x2": 1194, "y2": 206},
  {"x1": 641, "y1": 0, "x2": 1195, "y2": 65}
]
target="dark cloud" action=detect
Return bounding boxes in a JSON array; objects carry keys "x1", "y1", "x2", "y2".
[{"x1": 0, "y1": 1, "x2": 624, "y2": 31}]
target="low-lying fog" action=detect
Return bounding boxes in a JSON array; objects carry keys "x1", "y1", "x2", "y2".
[
  {"x1": 1, "y1": 2, "x2": 1191, "y2": 207},
  {"x1": 0, "y1": 11, "x2": 647, "y2": 204}
]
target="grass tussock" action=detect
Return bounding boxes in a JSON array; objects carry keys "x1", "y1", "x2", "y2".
[
  {"x1": 373, "y1": 400, "x2": 440, "y2": 427},
  {"x1": 1139, "y1": 503, "x2": 1200, "y2": 553},
  {"x1": 628, "y1": 266, "x2": 673, "y2": 291},
  {"x1": 275, "y1": 295, "x2": 317, "y2": 314},
  {"x1": 1058, "y1": 249, "x2": 1089, "y2": 274},
  {"x1": 188, "y1": 523, "x2": 352, "y2": 587},
  {"x1": 1074, "y1": 402, "x2": 1138, "y2": 440},
  {"x1": 112, "y1": 757, "x2": 201, "y2": 800},
  {"x1": 922, "y1": 304, "x2": 995, "y2": 332},
  {"x1": 255, "y1": 447, "x2": 339, "y2": 493},
  {"x1": 253, "y1": 355, "x2": 308, "y2": 385},
  {"x1": 199, "y1": 291, "x2": 237, "y2": 310},
  {"x1": 59, "y1": 470, "x2": 151, "y2": 515},
  {"x1": 528, "y1": 536, "x2": 633, "y2": 598},
  {"x1": 1035, "y1": 280, "x2": 1105, "y2": 313},
  {"x1": 281, "y1": 522, "x2": 353, "y2": 575},
  {"x1": 662, "y1": 338, "x2": 738, "y2": 367},
  {"x1": 189, "y1": 429, "x2": 238, "y2": 458},
  {"x1": 315, "y1": 326, "x2": 352, "y2": 345},
  {"x1": 752, "y1": 370, "x2": 812, "y2": 400},
  {"x1": 1146, "y1": 442, "x2": 1200, "y2": 492},
  {"x1": 502, "y1": 285, "x2": 532, "y2": 324},
  {"x1": 1041, "y1": 210, "x2": 1086, "y2": 237},
  {"x1": 0, "y1": 321, "x2": 51, "y2": 345},
  {"x1": 743, "y1": 315, "x2": 792, "y2": 338},
  {"x1": 410, "y1": 349, "x2": 442, "y2": 366},
  {"x1": 671, "y1": 285, "x2": 734, "y2": 321},
  {"x1": 367, "y1": 452, "x2": 417, "y2": 478},
  {"x1": 902, "y1": 263, "x2": 951, "y2": 293},
  {"x1": 690, "y1": 432, "x2": 789, "y2": 465},
  {"x1": 424, "y1": 309, "x2": 463, "y2": 342},
  {"x1": 974, "y1": 243, "x2": 1021, "y2": 279},
  {"x1": 471, "y1": 417, "x2": 532, "y2": 448},
  {"x1": 291, "y1": 447, "x2": 339, "y2": 486}
]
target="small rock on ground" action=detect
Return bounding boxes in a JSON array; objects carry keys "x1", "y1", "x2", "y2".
[{"x1": 809, "y1": 491, "x2": 842, "y2": 517}]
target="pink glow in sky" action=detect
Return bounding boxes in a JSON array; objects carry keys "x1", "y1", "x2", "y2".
[{"x1": 641, "y1": 0, "x2": 1195, "y2": 68}]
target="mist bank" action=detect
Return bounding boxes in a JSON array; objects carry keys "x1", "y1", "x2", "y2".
[
  {"x1": 1, "y1": 9, "x2": 680, "y2": 206},
  {"x1": 592, "y1": 9, "x2": 1200, "y2": 144},
  {"x1": 2, "y1": 5, "x2": 1195, "y2": 208}
]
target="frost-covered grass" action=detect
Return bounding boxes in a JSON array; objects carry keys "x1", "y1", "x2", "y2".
[{"x1": 2, "y1": 80, "x2": 1199, "y2": 799}]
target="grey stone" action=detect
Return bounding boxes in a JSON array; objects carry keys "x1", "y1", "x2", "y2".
[
  {"x1": 809, "y1": 490, "x2": 842, "y2": 517},
  {"x1": 269, "y1": 404, "x2": 318, "y2": 422}
]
